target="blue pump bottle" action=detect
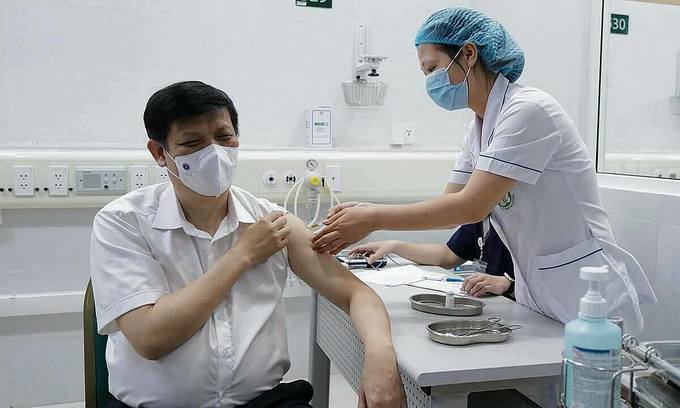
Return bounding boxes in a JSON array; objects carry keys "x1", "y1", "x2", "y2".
[{"x1": 564, "y1": 266, "x2": 622, "y2": 408}]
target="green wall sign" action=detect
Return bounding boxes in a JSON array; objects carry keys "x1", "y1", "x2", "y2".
[
  {"x1": 611, "y1": 14, "x2": 629, "y2": 35},
  {"x1": 296, "y1": 0, "x2": 332, "y2": 8}
]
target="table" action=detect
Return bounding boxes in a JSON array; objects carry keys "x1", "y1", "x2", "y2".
[{"x1": 308, "y1": 266, "x2": 566, "y2": 408}]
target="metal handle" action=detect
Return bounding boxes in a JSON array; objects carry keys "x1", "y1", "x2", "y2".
[
  {"x1": 623, "y1": 337, "x2": 680, "y2": 388},
  {"x1": 453, "y1": 317, "x2": 522, "y2": 337}
]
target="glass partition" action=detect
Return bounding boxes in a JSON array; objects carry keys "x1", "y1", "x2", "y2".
[{"x1": 598, "y1": 0, "x2": 680, "y2": 179}]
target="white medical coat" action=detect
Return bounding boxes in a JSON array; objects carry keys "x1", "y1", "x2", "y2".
[{"x1": 449, "y1": 74, "x2": 657, "y2": 334}]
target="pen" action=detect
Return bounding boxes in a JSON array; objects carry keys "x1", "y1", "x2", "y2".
[{"x1": 425, "y1": 276, "x2": 465, "y2": 282}]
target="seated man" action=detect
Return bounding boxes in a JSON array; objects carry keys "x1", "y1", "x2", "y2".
[
  {"x1": 349, "y1": 222, "x2": 515, "y2": 298},
  {"x1": 90, "y1": 81, "x2": 406, "y2": 408}
]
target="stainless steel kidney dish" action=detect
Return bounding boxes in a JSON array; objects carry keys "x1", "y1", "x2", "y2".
[
  {"x1": 427, "y1": 318, "x2": 522, "y2": 346},
  {"x1": 410, "y1": 293, "x2": 484, "y2": 316}
]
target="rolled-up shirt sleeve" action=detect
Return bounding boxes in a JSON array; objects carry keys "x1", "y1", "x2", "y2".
[
  {"x1": 476, "y1": 101, "x2": 561, "y2": 185},
  {"x1": 449, "y1": 121, "x2": 476, "y2": 185},
  {"x1": 90, "y1": 210, "x2": 170, "y2": 335}
]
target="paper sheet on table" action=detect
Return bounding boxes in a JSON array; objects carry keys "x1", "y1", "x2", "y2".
[{"x1": 354, "y1": 265, "x2": 447, "y2": 287}]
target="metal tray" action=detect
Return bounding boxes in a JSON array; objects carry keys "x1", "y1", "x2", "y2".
[
  {"x1": 427, "y1": 319, "x2": 516, "y2": 346},
  {"x1": 410, "y1": 293, "x2": 484, "y2": 316},
  {"x1": 636, "y1": 374, "x2": 680, "y2": 408}
]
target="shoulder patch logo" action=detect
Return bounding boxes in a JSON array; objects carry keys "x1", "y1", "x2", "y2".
[{"x1": 498, "y1": 192, "x2": 514, "y2": 210}]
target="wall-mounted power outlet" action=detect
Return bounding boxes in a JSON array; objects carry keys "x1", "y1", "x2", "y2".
[
  {"x1": 13, "y1": 165, "x2": 35, "y2": 196},
  {"x1": 154, "y1": 166, "x2": 170, "y2": 184},
  {"x1": 404, "y1": 127, "x2": 415, "y2": 145},
  {"x1": 48, "y1": 165, "x2": 69, "y2": 196},
  {"x1": 391, "y1": 122, "x2": 416, "y2": 146},
  {"x1": 325, "y1": 165, "x2": 342, "y2": 192},
  {"x1": 128, "y1": 165, "x2": 149, "y2": 190}
]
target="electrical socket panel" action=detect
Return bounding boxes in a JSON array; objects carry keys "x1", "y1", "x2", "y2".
[
  {"x1": 325, "y1": 165, "x2": 342, "y2": 192},
  {"x1": 0, "y1": 150, "x2": 455, "y2": 209},
  {"x1": 13, "y1": 165, "x2": 35, "y2": 196},
  {"x1": 48, "y1": 166, "x2": 69, "y2": 196},
  {"x1": 128, "y1": 165, "x2": 149, "y2": 190},
  {"x1": 391, "y1": 122, "x2": 415, "y2": 146},
  {"x1": 75, "y1": 168, "x2": 126, "y2": 195},
  {"x1": 404, "y1": 126, "x2": 415, "y2": 145},
  {"x1": 154, "y1": 166, "x2": 170, "y2": 184}
]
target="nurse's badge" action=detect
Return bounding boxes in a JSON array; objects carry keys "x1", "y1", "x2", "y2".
[{"x1": 498, "y1": 192, "x2": 514, "y2": 210}]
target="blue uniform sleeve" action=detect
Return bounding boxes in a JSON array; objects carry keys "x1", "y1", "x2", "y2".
[
  {"x1": 446, "y1": 223, "x2": 482, "y2": 261},
  {"x1": 482, "y1": 227, "x2": 515, "y2": 278}
]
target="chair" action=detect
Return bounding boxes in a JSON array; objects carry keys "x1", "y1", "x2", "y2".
[{"x1": 84, "y1": 280, "x2": 116, "y2": 408}]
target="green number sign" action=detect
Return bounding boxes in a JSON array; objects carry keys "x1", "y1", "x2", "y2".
[
  {"x1": 611, "y1": 14, "x2": 629, "y2": 35},
  {"x1": 296, "y1": 0, "x2": 332, "y2": 9}
]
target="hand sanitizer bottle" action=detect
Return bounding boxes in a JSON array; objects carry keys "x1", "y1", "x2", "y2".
[{"x1": 564, "y1": 266, "x2": 622, "y2": 408}]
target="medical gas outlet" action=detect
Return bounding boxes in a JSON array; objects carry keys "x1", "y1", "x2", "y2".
[{"x1": 306, "y1": 172, "x2": 322, "y2": 189}]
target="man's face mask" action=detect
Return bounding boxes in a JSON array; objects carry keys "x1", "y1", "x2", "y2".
[{"x1": 164, "y1": 144, "x2": 239, "y2": 197}]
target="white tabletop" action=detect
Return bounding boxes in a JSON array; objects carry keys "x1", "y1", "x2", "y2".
[{"x1": 365, "y1": 266, "x2": 565, "y2": 388}]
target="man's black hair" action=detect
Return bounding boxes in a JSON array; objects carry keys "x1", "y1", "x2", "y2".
[{"x1": 143, "y1": 81, "x2": 239, "y2": 145}]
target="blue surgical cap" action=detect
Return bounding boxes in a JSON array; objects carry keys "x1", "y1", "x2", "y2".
[{"x1": 415, "y1": 7, "x2": 525, "y2": 83}]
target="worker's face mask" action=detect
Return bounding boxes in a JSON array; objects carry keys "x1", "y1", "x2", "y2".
[
  {"x1": 163, "y1": 144, "x2": 239, "y2": 197},
  {"x1": 425, "y1": 47, "x2": 471, "y2": 111}
]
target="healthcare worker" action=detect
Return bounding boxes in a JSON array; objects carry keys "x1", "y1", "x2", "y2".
[
  {"x1": 350, "y1": 222, "x2": 516, "y2": 298},
  {"x1": 313, "y1": 7, "x2": 657, "y2": 334}
]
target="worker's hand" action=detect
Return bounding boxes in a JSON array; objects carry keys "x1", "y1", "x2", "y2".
[
  {"x1": 231, "y1": 211, "x2": 290, "y2": 267},
  {"x1": 312, "y1": 206, "x2": 377, "y2": 255},
  {"x1": 462, "y1": 273, "x2": 511, "y2": 297},
  {"x1": 358, "y1": 345, "x2": 407, "y2": 408},
  {"x1": 324, "y1": 201, "x2": 367, "y2": 223},
  {"x1": 348, "y1": 241, "x2": 400, "y2": 264}
]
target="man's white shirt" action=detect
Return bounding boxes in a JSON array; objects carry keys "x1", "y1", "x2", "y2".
[{"x1": 90, "y1": 183, "x2": 291, "y2": 407}]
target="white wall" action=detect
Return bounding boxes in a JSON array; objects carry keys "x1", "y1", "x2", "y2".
[
  {"x1": 599, "y1": 183, "x2": 680, "y2": 341},
  {"x1": 604, "y1": 0, "x2": 680, "y2": 153},
  {"x1": 471, "y1": 0, "x2": 597, "y2": 148},
  {"x1": 0, "y1": 0, "x2": 475, "y2": 151},
  {"x1": 0, "y1": 313, "x2": 84, "y2": 406},
  {"x1": 0, "y1": 209, "x2": 96, "y2": 293},
  {"x1": 0, "y1": 0, "x2": 599, "y2": 152}
]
